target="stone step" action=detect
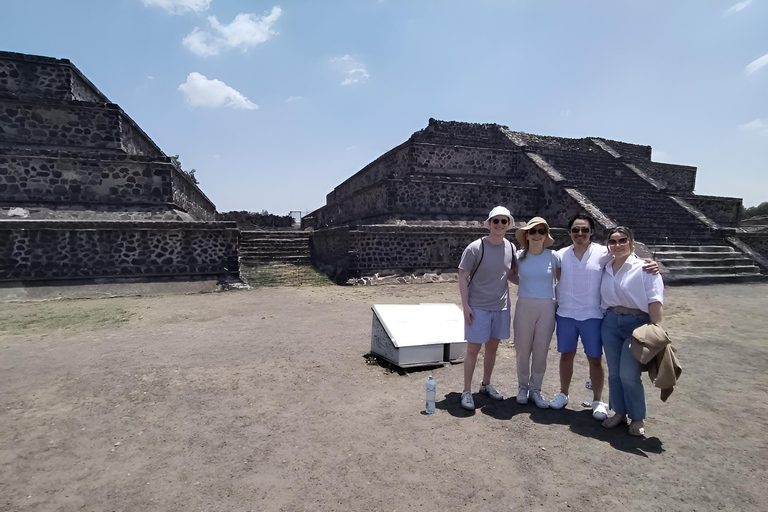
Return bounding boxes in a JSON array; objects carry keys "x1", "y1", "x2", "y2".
[
  {"x1": 649, "y1": 245, "x2": 736, "y2": 253},
  {"x1": 665, "y1": 265, "x2": 761, "y2": 276},
  {"x1": 665, "y1": 273, "x2": 767, "y2": 286},
  {"x1": 240, "y1": 252, "x2": 311, "y2": 259},
  {"x1": 240, "y1": 239, "x2": 309, "y2": 246},
  {"x1": 241, "y1": 231, "x2": 309, "y2": 240},
  {"x1": 661, "y1": 257, "x2": 754, "y2": 268},
  {"x1": 240, "y1": 254, "x2": 311, "y2": 262}
]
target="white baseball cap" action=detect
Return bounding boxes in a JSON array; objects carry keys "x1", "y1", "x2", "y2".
[{"x1": 485, "y1": 206, "x2": 513, "y2": 227}]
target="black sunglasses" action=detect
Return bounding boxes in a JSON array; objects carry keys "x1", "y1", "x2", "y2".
[
  {"x1": 570, "y1": 227, "x2": 591, "y2": 234},
  {"x1": 608, "y1": 237, "x2": 629, "y2": 246},
  {"x1": 491, "y1": 218, "x2": 508, "y2": 225},
  {"x1": 527, "y1": 228, "x2": 548, "y2": 235}
]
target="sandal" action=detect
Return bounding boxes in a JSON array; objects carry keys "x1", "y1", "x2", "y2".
[
  {"x1": 602, "y1": 413, "x2": 627, "y2": 429},
  {"x1": 628, "y1": 420, "x2": 645, "y2": 437}
]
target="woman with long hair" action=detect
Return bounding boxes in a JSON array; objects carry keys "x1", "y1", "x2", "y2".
[{"x1": 600, "y1": 226, "x2": 664, "y2": 436}]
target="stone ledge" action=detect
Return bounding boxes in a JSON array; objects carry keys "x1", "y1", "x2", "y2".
[{"x1": 0, "y1": 219, "x2": 238, "y2": 230}]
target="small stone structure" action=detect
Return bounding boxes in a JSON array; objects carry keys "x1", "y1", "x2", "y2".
[
  {"x1": 304, "y1": 119, "x2": 766, "y2": 284},
  {"x1": 0, "y1": 52, "x2": 238, "y2": 291}
]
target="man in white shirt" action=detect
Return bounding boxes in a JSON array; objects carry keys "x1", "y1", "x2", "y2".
[{"x1": 549, "y1": 214, "x2": 656, "y2": 420}]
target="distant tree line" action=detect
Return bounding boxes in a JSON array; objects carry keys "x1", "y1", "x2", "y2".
[
  {"x1": 743, "y1": 202, "x2": 768, "y2": 219},
  {"x1": 219, "y1": 210, "x2": 295, "y2": 229}
]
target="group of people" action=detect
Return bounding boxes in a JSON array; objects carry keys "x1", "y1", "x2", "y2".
[{"x1": 458, "y1": 206, "x2": 664, "y2": 437}]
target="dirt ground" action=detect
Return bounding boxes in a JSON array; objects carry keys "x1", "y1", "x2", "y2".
[{"x1": 1, "y1": 282, "x2": 767, "y2": 512}]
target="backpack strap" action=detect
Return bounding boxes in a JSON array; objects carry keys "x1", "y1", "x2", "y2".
[{"x1": 469, "y1": 237, "x2": 485, "y2": 285}]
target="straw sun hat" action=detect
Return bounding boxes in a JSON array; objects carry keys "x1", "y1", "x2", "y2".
[{"x1": 515, "y1": 217, "x2": 555, "y2": 248}]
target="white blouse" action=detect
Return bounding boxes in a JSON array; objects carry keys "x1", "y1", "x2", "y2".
[{"x1": 600, "y1": 253, "x2": 664, "y2": 313}]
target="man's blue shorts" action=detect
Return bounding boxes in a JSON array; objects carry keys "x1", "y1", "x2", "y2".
[
  {"x1": 465, "y1": 309, "x2": 511, "y2": 344},
  {"x1": 555, "y1": 315, "x2": 603, "y2": 358}
]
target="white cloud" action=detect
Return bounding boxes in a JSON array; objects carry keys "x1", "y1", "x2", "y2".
[
  {"x1": 745, "y1": 52, "x2": 768, "y2": 77},
  {"x1": 723, "y1": 0, "x2": 753, "y2": 16},
  {"x1": 740, "y1": 118, "x2": 768, "y2": 132},
  {"x1": 178, "y1": 72, "x2": 258, "y2": 110},
  {"x1": 332, "y1": 55, "x2": 370, "y2": 86},
  {"x1": 147, "y1": 75, "x2": 155, "y2": 80},
  {"x1": 183, "y1": 7, "x2": 282, "y2": 57},
  {"x1": 559, "y1": 109, "x2": 571, "y2": 118},
  {"x1": 285, "y1": 95, "x2": 303, "y2": 103},
  {"x1": 142, "y1": 0, "x2": 211, "y2": 15}
]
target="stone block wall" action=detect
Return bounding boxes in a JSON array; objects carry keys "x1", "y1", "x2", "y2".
[
  {"x1": 312, "y1": 224, "x2": 490, "y2": 280},
  {"x1": 644, "y1": 162, "x2": 696, "y2": 193},
  {"x1": 0, "y1": 52, "x2": 106, "y2": 102},
  {"x1": 410, "y1": 144, "x2": 524, "y2": 178},
  {"x1": 0, "y1": 97, "x2": 122, "y2": 150},
  {"x1": 0, "y1": 98, "x2": 162, "y2": 157},
  {"x1": 736, "y1": 233, "x2": 768, "y2": 260},
  {"x1": 0, "y1": 153, "x2": 172, "y2": 204},
  {"x1": 391, "y1": 178, "x2": 540, "y2": 218},
  {"x1": 412, "y1": 119, "x2": 515, "y2": 149},
  {"x1": 684, "y1": 195, "x2": 742, "y2": 227},
  {"x1": 171, "y1": 170, "x2": 217, "y2": 222},
  {"x1": 0, "y1": 221, "x2": 238, "y2": 280},
  {"x1": 329, "y1": 143, "x2": 409, "y2": 204}
]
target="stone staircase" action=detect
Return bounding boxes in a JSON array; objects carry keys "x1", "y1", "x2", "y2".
[
  {"x1": 648, "y1": 244, "x2": 765, "y2": 285},
  {"x1": 537, "y1": 146, "x2": 715, "y2": 242},
  {"x1": 239, "y1": 231, "x2": 312, "y2": 265}
]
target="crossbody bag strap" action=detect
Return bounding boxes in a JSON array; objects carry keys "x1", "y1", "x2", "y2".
[{"x1": 469, "y1": 237, "x2": 485, "y2": 285}]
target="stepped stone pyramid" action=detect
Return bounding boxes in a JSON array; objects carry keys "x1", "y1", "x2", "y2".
[
  {"x1": 0, "y1": 51, "x2": 238, "y2": 291},
  {"x1": 304, "y1": 118, "x2": 767, "y2": 284}
]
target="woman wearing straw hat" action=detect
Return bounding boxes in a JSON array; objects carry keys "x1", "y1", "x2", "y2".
[{"x1": 509, "y1": 217, "x2": 557, "y2": 408}]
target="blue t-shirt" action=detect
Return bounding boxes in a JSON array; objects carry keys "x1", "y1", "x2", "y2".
[{"x1": 516, "y1": 249, "x2": 555, "y2": 299}]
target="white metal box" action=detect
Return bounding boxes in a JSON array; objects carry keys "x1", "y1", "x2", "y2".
[{"x1": 370, "y1": 303, "x2": 467, "y2": 368}]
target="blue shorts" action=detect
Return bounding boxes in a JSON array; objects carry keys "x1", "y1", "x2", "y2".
[
  {"x1": 555, "y1": 315, "x2": 603, "y2": 358},
  {"x1": 465, "y1": 309, "x2": 511, "y2": 344}
]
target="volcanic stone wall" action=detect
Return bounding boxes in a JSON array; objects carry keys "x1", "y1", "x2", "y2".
[
  {"x1": 0, "y1": 97, "x2": 161, "y2": 156},
  {"x1": 0, "y1": 53, "x2": 106, "y2": 102},
  {"x1": 0, "y1": 153, "x2": 171, "y2": 204},
  {"x1": 684, "y1": 195, "x2": 742, "y2": 227},
  {"x1": 0, "y1": 221, "x2": 238, "y2": 280},
  {"x1": 643, "y1": 162, "x2": 696, "y2": 193},
  {"x1": 737, "y1": 233, "x2": 768, "y2": 260}
]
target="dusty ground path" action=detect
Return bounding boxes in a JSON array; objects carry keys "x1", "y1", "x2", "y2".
[{"x1": 1, "y1": 282, "x2": 767, "y2": 511}]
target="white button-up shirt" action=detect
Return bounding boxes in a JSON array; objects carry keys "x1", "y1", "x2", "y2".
[
  {"x1": 600, "y1": 253, "x2": 664, "y2": 313},
  {"x1": 554, "y1": 243, "x2": 609, "y2": 320}
]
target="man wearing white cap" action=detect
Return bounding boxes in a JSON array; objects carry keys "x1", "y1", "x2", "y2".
[{"x1": 457, "y1": 206, "x2": 518, "y2": 411}]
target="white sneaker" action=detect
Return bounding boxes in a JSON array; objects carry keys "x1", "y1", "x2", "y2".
[
  {"x1": 592, "y1": 401, "x2": 608, "y2": 421},
  {"x1": 550, "y1": 392, "x2": 569, "y2": 409},
  {"x1": 530, "y1": 390, "x2": 550, "y2": 409},
  {"x1": 461, "y1": 391, "x2": 475, "y2": 411},
  {"x1": 516, "y1": 387, "x2": 529, "y2": 404},
  {"x1": 479, "y1": 382, "x2": 504, "y2": 401}
]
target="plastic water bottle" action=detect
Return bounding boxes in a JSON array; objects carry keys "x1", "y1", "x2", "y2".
[
  {"x1": 582, "y1": 378, "x2": 593, "y2": 407},
  {"x1": 425, "y1": 375, "x2": 436, "y2": 414}
]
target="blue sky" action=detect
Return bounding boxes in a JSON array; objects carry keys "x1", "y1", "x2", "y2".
[{"x1": 1, "y1": 0, "x2": 766, "y2": 214}]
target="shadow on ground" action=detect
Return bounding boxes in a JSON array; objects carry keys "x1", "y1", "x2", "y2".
[{"x1": 437, "y1": 391, "x2": 664, "y2": 457}]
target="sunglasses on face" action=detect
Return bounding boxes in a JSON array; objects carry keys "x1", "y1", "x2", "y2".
[
  {"x1": 491, "y1": 218, "x2": 508, "y2": 225},
  {"x1": 608, "y1": 237, "x2": 629, "y2": 246},
  {"x1": 527, "y1": 228, "x2": 548, "y2": 235},
  {"x1": 570, "y1": 227, "x2": 591, "y2": 234}
]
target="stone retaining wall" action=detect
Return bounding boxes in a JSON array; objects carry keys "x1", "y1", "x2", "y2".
[
  {"x1": 0, "y1": 154, "x2": 172, "y2": 204},
  {"x1": 0, "y1": 52, "x2": 106, "y2": 102},
  {"x1": 736, "y1": 233, "x2": 768, "y2": 260},
  {"x1": 0, "y1": 220, "x2": 238, "y2": 280},
  {"x1": 644, "y1": 162, "x2": 697, "y2": 193},
  {"x1": 0, "y1": 97, "x2": 162, "y2": 156},
  {"x1": 684, "y1": 195, "x2": 742, "y2": 227}
]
